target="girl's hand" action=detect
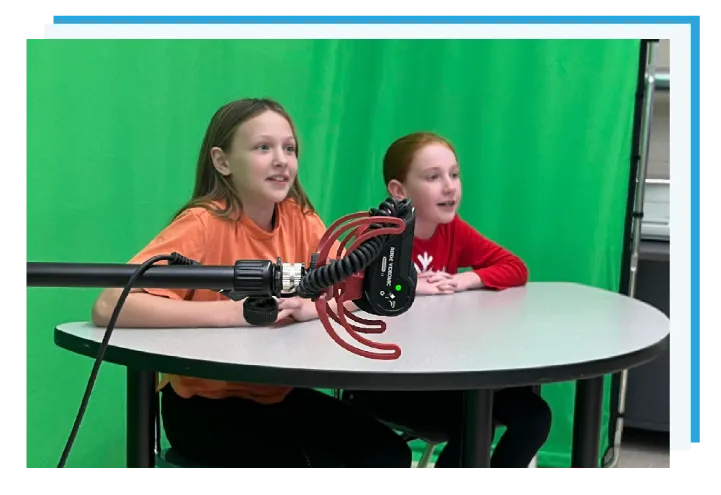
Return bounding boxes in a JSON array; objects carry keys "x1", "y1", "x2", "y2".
[
  {"x1": 449, "y1": 272, "x2": 484, "y2": 293},
  {"x1": 416, "y1": 277, "x2": 456, "y2": 295},
  {"x1": 276, "y1": 297, "x2": 303, "y2": 321},
  {"x1": 277, "y1": 297, "x2": 318, "y2": 322},
  {"x1": 419, "y1": 271, "x2": 454, "y2": 284}
]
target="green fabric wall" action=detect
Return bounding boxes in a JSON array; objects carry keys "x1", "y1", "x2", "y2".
[{"x1": 27, "y1": 39, "x2": 639, "y2": 467}]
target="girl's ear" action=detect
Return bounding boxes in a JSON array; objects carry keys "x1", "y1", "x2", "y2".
[
  {"x1": 387, "y1": 179, "x2": 407, "y2": 201},
  {"x1": 210, "y1": 147, "x2": 231, "y2": 176}
]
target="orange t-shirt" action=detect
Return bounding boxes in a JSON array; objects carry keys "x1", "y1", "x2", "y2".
[{"x1": 127, "y1": 199, "x2": 327, "y2": 404}]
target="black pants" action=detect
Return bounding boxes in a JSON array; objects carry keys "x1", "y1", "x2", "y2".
[
  {"x1": 346, "y1": 387, "x2": 552, "y2": 468},
  {"x1": 160, "y1": 385, "x2": 412, "y2": 468}
]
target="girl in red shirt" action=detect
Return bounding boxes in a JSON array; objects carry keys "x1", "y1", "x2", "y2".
[{"x1": 348, "y1": 132, "x2": 552, "y2": 467}]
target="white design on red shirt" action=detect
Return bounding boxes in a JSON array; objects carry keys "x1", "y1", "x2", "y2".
[{"x1": 414, "y1": 252, "x2": 447, "y2": 276}]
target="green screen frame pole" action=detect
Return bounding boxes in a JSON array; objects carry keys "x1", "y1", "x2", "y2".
[{"x1": 605, "y1": 38, "x2": 659, "y2": 469}]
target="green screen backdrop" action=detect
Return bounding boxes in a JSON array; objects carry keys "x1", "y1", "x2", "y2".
[{"x1": 27, "y1": 39, "x2": 640, "y2": 468}]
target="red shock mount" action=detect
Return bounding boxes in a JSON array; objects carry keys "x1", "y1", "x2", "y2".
[{"x1": 312, "y1": 211, "x2": 407, "y2": 360}]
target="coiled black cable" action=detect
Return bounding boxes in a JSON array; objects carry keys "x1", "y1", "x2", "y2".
[{"x1": 296, "y1": 197, "x2": 411, "y2": 299}]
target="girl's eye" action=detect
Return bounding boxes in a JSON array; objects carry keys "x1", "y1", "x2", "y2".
[
  {"x1": 256, "y1": 144, "x2": 270, "y2": 151},
  {"x1": 285, "y1": 145, "x2": 296, "y2": 153},
  {"x1": 427, "y1": 174, "x2": 438, "y2": 181}
]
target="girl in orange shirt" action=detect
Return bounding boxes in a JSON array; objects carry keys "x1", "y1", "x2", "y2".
[{"x1": 91, "y1": 98, "x2": 411, "y2": 468}]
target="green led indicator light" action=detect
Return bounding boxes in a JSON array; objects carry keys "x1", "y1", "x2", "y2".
[{"x1": 395, "y1": 284, "x2": 402, "y2": 291}]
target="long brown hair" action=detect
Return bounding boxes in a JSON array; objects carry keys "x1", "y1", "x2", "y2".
[
  {"x1": 173, "y1": 98, "x2": 315, "y2": 221},
  {"x1": 383, "y1": 131, "x2": 457, "y2": 186}
]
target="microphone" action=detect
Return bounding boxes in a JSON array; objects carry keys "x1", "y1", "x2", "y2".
[
  {"x1": 26, "y1": 197, "x2": 417, "y2": 467},
  {"x1": 299, "y1": 196, "x2": 417, "y2": 360}
]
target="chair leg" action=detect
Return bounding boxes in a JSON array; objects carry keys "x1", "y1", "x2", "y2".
[
  {"x1": 153, "y1": 391, "x2": 161, "y2": 455},
  {"x1": 529, "y1": 385, "x2": 541, "y2": 468},
  {"x1": 417, "y1": 443, "x2": 436, "y2": 468}
]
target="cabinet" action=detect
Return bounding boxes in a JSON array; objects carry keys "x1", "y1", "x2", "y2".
[{"x1": 623, "y1": 240, "x2": 670, "y2": 432}]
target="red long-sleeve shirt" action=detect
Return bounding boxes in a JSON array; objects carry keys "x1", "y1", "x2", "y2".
[{"x1": 412, "y1": 215, "x2": 529, "y2": 290}]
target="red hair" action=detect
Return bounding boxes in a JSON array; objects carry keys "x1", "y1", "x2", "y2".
[{"x1": 382, "y1": 132, "x2": 457, "y2": 185}]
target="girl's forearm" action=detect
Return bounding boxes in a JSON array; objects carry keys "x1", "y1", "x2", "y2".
[{"x1": 91, "y1": 289, "x2": 246, "y2": 328}]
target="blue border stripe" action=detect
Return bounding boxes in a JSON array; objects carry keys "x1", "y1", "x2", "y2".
[
  {"x1": 53, "y1": 15, "x2": 698, "y2": 24},
  {"x1": 688, "y1": 17, "x2": 721, "y2": 457}
]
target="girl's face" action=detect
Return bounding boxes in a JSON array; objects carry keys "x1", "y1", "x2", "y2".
[
  {"x1": 211, "y1": 110, "x2": 298, "y2": 208},
  {"x1": 389, "y1": 143, "x2": 462, "y2": 227}
]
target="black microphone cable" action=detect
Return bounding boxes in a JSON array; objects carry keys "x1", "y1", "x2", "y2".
[{"x1": 57, "y1": 252, "x2": 194, "y2": 468}]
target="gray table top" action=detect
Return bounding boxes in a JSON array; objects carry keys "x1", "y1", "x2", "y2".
[{"x1": 55, "y1": 282, "x2": 670, "y2": 390}]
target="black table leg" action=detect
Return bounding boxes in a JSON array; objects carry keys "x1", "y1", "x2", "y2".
[
  {"x1": 127, "y1": 368, "x2": 156, "y2": 468},
  {"x1": 461, "y1": 389, "x2": 494, "y2": 467},
  {"x1": 571, "y1": 376, "x2": 604, "y2": 467}
]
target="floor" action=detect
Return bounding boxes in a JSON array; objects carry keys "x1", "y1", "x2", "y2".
[
  {"x1": 612, "y1": 428, "x2": 669, "y2": 468},
  {"x1": 412, "y1": 427, "x2": 669, "y2": 468}
]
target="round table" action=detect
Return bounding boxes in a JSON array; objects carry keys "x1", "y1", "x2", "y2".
[{"x1": 55, "y1": 282, "x2": 670, "y2": 468}]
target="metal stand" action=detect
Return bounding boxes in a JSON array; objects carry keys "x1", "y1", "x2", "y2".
[
  {"x1": 606, "y1": 39, "x2": 661, "y2": 469},
  {"x1": 126, "y1": 368, "x2": 156, "y2": 468},
  {"x1": 461, "y1": 389, "x2": 494, "y2": 467},
  {"x1": 572, "y1": 377, "x2": 605, "y2": 467}
]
